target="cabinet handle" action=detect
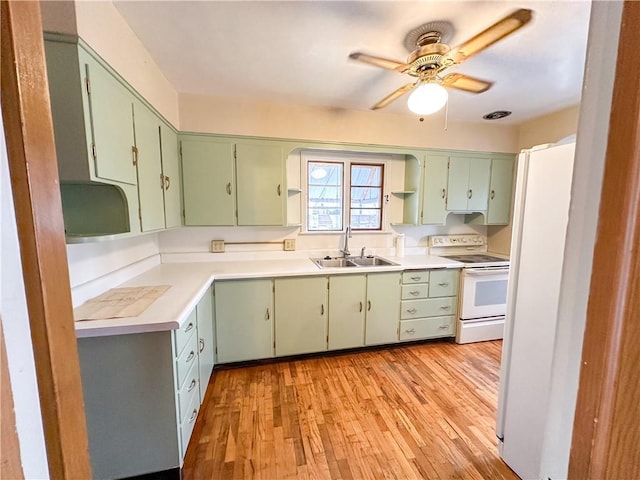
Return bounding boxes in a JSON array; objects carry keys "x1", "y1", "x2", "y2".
[
  {"x1": 186, "y1": 351, "x2": 195, "y2": 364},
  {"x1": 188, "y1": 409, "x2": 197, "y2": 424},
  {"x1": 160, "y1": 173, "x2": 165, "y2": 189},
  {"x1": 440, "y1": 305, "x2": 451, "y2": 310},
  {"x1": 367, "y1": 300, "x2": 371, "y2": 311},
  {"x1": 405, "y1": 328, "x2": 416, "y2": 335},
  {"x1": 439, "y1": 325, "x2": 449, "y2": 330},
  {"x1": 410, "y1": 276, "x2": 421, "y2": 281},
  {"x1": 438, "y1": 282, "x2": 449, "y2": 287},
  {"x1": 359, "y1": 301, "x2": 363, "y2": 312},
  {"x1": 184, "y1": 322, "x2": 194, "y2": 333},
  {"x1": 187, "y1": 379, "x2": 197, "y2": 393},
  {"x1": 321, "y1": 304, "x2": 324, "y2": 315},
  {"x1": 165, "y1": 175, "x2": 171, "y2": 190},
  {"x1": 467, "y1": 189, "x2": 473, "y2": 199},
  {"x1": 409, "y1": 290, "x2": 420, "y2": 296},
  {"x1": 406, "y1": 308, "x2": 417, "y2": 314},
  {"x1": 226, "y1": 182, "x2": 232, "y2": 195},
  {"x1": 131, "y1": 145, "x2": 139, "y2": 166},
  {"x1": 199, "y1": 338, "x2": 205, "y2": 353},
  {"x1": 441, "y1": 188, "x2": 446, "y2": 199},
  {"x1": 265, "y1": 308, "x2": 270, "y2": 321},
  {"x1": 490, "y1": 189, "x2": 495, "y2": 200},
  {"x1": 277, "y1": 184, "x2": 281, "y2": 196}
]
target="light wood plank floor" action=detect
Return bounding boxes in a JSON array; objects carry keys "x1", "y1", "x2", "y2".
[{"x1": 183, "y1": 340, "x2": 518, "y2": 480}]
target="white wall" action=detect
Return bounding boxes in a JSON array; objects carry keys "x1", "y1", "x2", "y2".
[{"x1": 0, "y1": 112, "x2": 49, "y2": 479}]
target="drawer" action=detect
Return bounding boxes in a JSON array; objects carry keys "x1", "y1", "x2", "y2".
[
  {"x1": 399, "y1": 316, "x2": 455, "y2": 341},
  {"x1": 401, "y1": 297, "x2": 456, "y2": 320},
  {"x1": 176, "y1": 331, "x2": 199, "y2": 390},
  {"x1": 174, "y1": 309, "x2": 197, "y2": 357},
  {"x1": 180, "y1": 387, "x2": 200, "y2": 459},
  {"x1": 428, "y1": 270, "x2": 459, "y2": 298},
  {"x1": 177, "y1": 359, "x2": 200, "y2": 423},
  {"x1": 402, "y1": 271, "x2": 429, "y2": 284},
  {"x1": 401, "y1": 284, "x2": 428, "y2": 300}
]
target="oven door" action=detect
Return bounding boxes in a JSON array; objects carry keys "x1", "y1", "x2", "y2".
[{"x1": 460, "y1": 266, "x2": 510, "y2": 319}]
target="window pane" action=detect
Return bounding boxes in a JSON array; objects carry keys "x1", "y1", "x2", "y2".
[
  {"x1": 350, "y1": 209, "x2": 381, "y2": 230},
  {"x1": 351, "y1": 165, "x2": 382, "y2": 187},
  {"x1": 350, "y1": 186, "x2": 381, "y2": 208},
  {"x1": 308, "y1": 161, "x2": 343, "y2": 231}
]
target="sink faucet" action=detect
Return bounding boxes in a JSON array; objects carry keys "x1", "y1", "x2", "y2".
[
  {"x1": 360, "y1": 246, "x2": 366, "y2": 258},
  {"x1": 340, "y1": 226, "x2": 351, "y2": 257}
]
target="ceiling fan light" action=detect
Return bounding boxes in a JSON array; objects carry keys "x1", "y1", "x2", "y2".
[{"x1": 407, "y1": 82, "x2": 448, "y2": 115}]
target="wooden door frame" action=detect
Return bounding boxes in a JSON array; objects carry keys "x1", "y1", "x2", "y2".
[
  {"x1": 1, "y1": 1, "x2": 91, "y2": 478},
  {"x1": 569, "y1": 1, "x2": 640, "y2": 478}
]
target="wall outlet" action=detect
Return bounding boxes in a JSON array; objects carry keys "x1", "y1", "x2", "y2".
[
  {"x1": 210, "y1": 240, "x2": 225, "y2": 253},
  {"x1": 283, "y1": 239, "x2": 296, "y2": 251}
]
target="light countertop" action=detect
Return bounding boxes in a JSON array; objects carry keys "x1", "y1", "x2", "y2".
[{"x1": 75, "y1": 255, "x2": 463, "y2": 338}]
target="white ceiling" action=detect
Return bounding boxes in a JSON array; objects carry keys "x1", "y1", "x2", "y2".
[{"x1": 114, "y1": 1, "x2": 592, "y2": 125}]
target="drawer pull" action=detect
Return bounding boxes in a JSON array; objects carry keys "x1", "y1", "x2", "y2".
[
  {"x1": 440, "y1": 305, "x2": 451, "y2": 310},
  {"x1": 226, "y1": 182, "x2": 232, "y2": 195},
  {"x1": 186, "y1": 350, "x2": 195, "y2": 364},
  {"x1": 410, "y1": 276, "x2": 421, "y2": 281},
  {"x1": 406, "y1": 308, "x2": 417, "y2": 314},
  {"x1": 438, "y1": 282, "x2": 449, "y2": 287},
  {"x1": 441, "y1": 188, "x2": 446, "y2": 199},
  {"x1": 439, "y1": 325, "x2": 449, "y2": 330},
  {"x1": 184, "y1": 322, "x2": 194, "y2": 333},
  {"x1": 188, "y1": 409, "x2": 197, "y2": 424},
  {"x1": 490, "y1": 189, "x2": 495, "y2": 200},
  {"x1": 265, "y1": 308, "x2": 270, "y2": 321},
  {"x1": 321, "y1": 304, "x2": 324, "y2": 315},
  {"x1": 468, "y1": 189, "x2": 473, "y2": 199},
  {"x1": 409, "y1": 290, "x2": 420, "y2": 296},
  {"x1": 199, "y1": 338, "x2": 205, "y2": 353},
  {"x1": 165, "y1": 175, "x2": 171, "y2": 190},
  {"x1": 405, "y1": 328, "x2": 416, "y2": 335},
  {"x1": 277, "y1": 184, "x2": 282, "y2": 196},
  {"x1": 367, "y1": 300, "x2": 372, "y2": 311},
  {"x1": 359, "y1": 301, "x2": 363, "y2": 312},
  {"x1": 187, "y1": 379, "x2": 197, "y2": 393}
]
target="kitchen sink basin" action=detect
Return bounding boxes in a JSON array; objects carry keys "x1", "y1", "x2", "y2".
[{"x1": 311, "y1": 256, "x2": 398, "y2": 268}]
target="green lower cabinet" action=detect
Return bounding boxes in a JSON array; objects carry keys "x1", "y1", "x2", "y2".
[
  {"x1": 428, "y1": 269, "x2": 459, "y2": 298},
  {"x1": 328, "y1": 275, "x2": 366, "y2": 350},
  {"x1": 364, "y1": 272, "x2": 401, "y2": 345},
  {"x1": 275, "y1": 276, "x2": 328, "y2": 356},
  {"x1": 215, "y1": 279, "x2": 274, "y2": 363}
]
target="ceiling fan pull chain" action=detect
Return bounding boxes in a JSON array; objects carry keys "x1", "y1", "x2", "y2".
[{"x1": 444, "y1": 98, "x2": 449, "y2": 131}]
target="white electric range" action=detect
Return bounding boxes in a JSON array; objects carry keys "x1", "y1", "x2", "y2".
[{"x1": 429, "y1": 234, "x2": 510, "y2": 344}]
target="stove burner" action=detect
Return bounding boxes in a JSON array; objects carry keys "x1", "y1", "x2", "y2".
[{"x1": 444, "y1": 254, "x2": 508, "y2": 264}]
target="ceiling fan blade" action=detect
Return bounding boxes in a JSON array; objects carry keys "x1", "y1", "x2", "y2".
[
  {"x1": 349, "y1": 52, "x2": 410, "y2": 73},
  {"x1": 441, "y1": 73, "x2": 493, "y2": 93},
  {"x1": 371, "y1": 82, "x2": 417, "y2": 110},
  {"x1": 445, "y1": 8, "x2": 532, "y2": 64}
]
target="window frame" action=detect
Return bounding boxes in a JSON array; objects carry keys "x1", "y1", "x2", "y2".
[
  {"x1": 301, "y1": 150, "x2": 389, "y2": 234},
  {"x1": 349, "y1": 162, "x2": 385, "y2": 232}
]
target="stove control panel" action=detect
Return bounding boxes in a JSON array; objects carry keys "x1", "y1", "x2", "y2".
[{"x1": 429, "y1": 235, "x2": 486, "y2": 247}]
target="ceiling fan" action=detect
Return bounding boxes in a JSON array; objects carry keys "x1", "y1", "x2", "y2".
[{"x1": 349, "y1": 8, "x2": 533, "y2": 114}]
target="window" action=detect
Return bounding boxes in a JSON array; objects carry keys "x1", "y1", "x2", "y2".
[{"x1": 304, "y1": 153, "x2": 385, "y2": 232}]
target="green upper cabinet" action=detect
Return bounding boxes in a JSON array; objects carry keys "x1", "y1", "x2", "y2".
[
  {"x1": 447, "y1": 156, "x2": 491, "y2": 212},
  {"x1": 274, "y1": 276, "x2": 328, "y2": 356},
  {"x1": 160, "y1": 124, "x2": 182, "y2": 229},
  {"x1": 80, "y1": 48, "x2": 137, "y2": 186},
  {"x1": 235, "y1": 143, "x2": 284, "y2": 226},
  {"x1": 486, "y1": 157, "x2": 515, "y2": 224},
  {"x1": 328, "y1": 275, "x2": 366, "y2": 350},
  {"x1": 181, "y1": 137, "x2": 236, "y2": 226},
  {"x1": 133, "y1": 101, "x2": 165, "y2": 232},
  {"x1": 421, "y1": 154, "x2": 450, "y2": 225}
]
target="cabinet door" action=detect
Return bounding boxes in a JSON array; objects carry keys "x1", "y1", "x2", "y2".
[
  {"x1": 196, "y1": 287, "x2": 214, "y2": 403},
  {"x1": 446, "y1": 156, "x2": 470, "y2": 211},
  {"x1": 467, "y1": 158, "x2": 491, "y2": 211},
  {"x1": 133, "y1": 101, "x2": 165, "y2": 232},
  {"x1": 487, "y1": 157, "x2": 515, "y2": 225},
  {"x1": 160, "y1": 124, "x2": 182, "y2": 229},
  {"x1": 275, "y1": 277, "x2": 328, "y2": 356},
  {"x1": 215, "y1": 280, "x2": 273, "y2": 363},
  {"x1": 365, "y1": 273, "x2": 401, "y2": 345},
  {"x1": 235, "y1": 143, "x2": 284, "y2": 226},
  {"x1": 329, "y1": 275, "x2": 366, "y2": 350},
  {"x1": 421, "y1": 154, "x2": 449, "y2": 224},
  {"x1": 82, "y1": 51, "x2": 137, "y2": 185},
  {"x1": 181, "y1": 137, "x2": 235, "y2": 226}
]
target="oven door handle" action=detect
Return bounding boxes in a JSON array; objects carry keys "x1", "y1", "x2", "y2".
[{"x1": 464, "y1": 267, "x2": 510, "y2": 276}]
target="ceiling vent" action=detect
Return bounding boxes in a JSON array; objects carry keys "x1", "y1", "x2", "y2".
[{"x1": 483, "y1": 110, "x2": 512, "y2": 120}]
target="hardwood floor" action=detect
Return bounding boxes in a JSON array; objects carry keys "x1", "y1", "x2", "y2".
[{"x1": 183, "y1": 340, "x2": 518, "y2": 480}]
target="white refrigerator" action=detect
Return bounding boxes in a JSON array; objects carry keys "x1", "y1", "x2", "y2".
[{"x1": 496, "y1": 140, "x2": 576, "y2": 479}]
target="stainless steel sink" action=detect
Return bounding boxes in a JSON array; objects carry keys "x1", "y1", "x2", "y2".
[{"x1": 311, "y1": 256, "x2": 397, "y2": 268}]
